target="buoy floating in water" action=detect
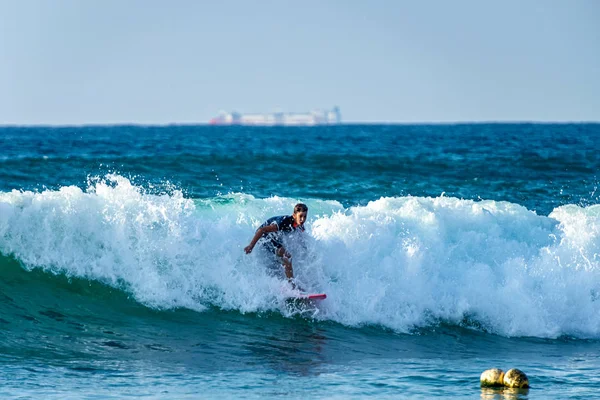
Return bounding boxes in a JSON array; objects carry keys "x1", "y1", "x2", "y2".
[
  {"x1": 480, "y1": 368, "x2": 529, "y2": 388},
  {"x1": 480, "y1": 368, "x2": 505, "y2": 387},
  {"x1": 503, "y1": 368, "x2": 529, "y2": 388}
]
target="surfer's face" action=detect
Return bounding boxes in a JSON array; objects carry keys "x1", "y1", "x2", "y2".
[{"x1": 293, "y1": 211, "x2": 307, "y2": 226}]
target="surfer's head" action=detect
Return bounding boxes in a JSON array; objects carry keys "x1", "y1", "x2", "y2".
[{"x1": 292, "y1": 203, "x2": 308, "y2": 226}]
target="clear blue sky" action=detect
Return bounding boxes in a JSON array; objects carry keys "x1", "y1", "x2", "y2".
[{"x1": 1, "y1": 0, "x2": 598, "y2": 124}]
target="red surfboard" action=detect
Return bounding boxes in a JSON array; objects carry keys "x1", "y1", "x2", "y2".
[{"x1": 294, "y1": 293, "x2": 327, "y2": 301}]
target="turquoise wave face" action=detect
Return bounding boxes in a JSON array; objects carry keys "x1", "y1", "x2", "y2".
[
  {"x1": 1, "y1": 124, "x2": 599, "y2": 215},
  {"x1": 2, "y1": 179, "x2": 599, "y2": 339}
]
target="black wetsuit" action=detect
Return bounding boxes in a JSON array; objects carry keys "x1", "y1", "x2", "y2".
[{"x1": 258, "y1": 215, "x2": 305, "y2": 255}]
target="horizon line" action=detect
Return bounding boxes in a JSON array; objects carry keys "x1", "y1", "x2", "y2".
[{"x1": 1, "y1": 120, "x2": 600, "y2": 128}]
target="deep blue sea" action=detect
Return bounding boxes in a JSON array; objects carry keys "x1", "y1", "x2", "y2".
[{"x1": 1, "y1": 124, "x2": 599, "y2": 399}]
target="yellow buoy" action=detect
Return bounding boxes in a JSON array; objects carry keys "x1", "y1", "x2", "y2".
[
  {"x1": 503, "y1": 368, "x2": 529, "y2": 388},
  {"x1": 480, "y1": 368, "x2": 505, "y2": 387}
]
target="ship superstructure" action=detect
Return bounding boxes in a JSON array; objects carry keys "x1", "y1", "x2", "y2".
[{"x1": 209, "y1": 106, "x2": 341, "y2": 126}]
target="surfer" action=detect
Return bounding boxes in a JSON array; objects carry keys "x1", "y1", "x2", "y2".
[{"x1": 244, "y1": 203, "x2": 308, "y2": 289}]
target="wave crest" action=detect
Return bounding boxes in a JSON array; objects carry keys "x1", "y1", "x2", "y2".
[{"x1": 1, "y1": 175, "x2": 599, "y2": 338}]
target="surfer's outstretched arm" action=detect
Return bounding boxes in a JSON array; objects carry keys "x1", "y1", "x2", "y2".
[{"x1": 244, "y1": 224, "x2": 278, "y2": 254}]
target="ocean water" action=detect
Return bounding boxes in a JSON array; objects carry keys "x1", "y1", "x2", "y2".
[{"x1": 0, "y1": 123, "x2": 599, "y2": 399}]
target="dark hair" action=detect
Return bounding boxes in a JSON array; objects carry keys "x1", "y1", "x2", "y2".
[{"x1": 294, "y1": 203, "x2": 308, "y2": 213}]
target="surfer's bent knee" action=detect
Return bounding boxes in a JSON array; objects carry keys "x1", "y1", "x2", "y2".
[{"x1": 277, "y1": 247, "x2": 291, "y2": 259}]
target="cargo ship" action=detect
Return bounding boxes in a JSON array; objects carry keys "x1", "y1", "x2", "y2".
[{"x1": 209, "y1": 106, "x2": 341, "y2": 126}]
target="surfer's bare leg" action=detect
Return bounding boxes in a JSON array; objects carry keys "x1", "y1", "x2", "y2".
[{"x1": 277, "y1": 247, "x2": 295, "y2": 282}]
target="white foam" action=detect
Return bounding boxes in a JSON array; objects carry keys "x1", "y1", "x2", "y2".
[{"x1": 1, "y1": 175, "x2": 599, "y2": 338}]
